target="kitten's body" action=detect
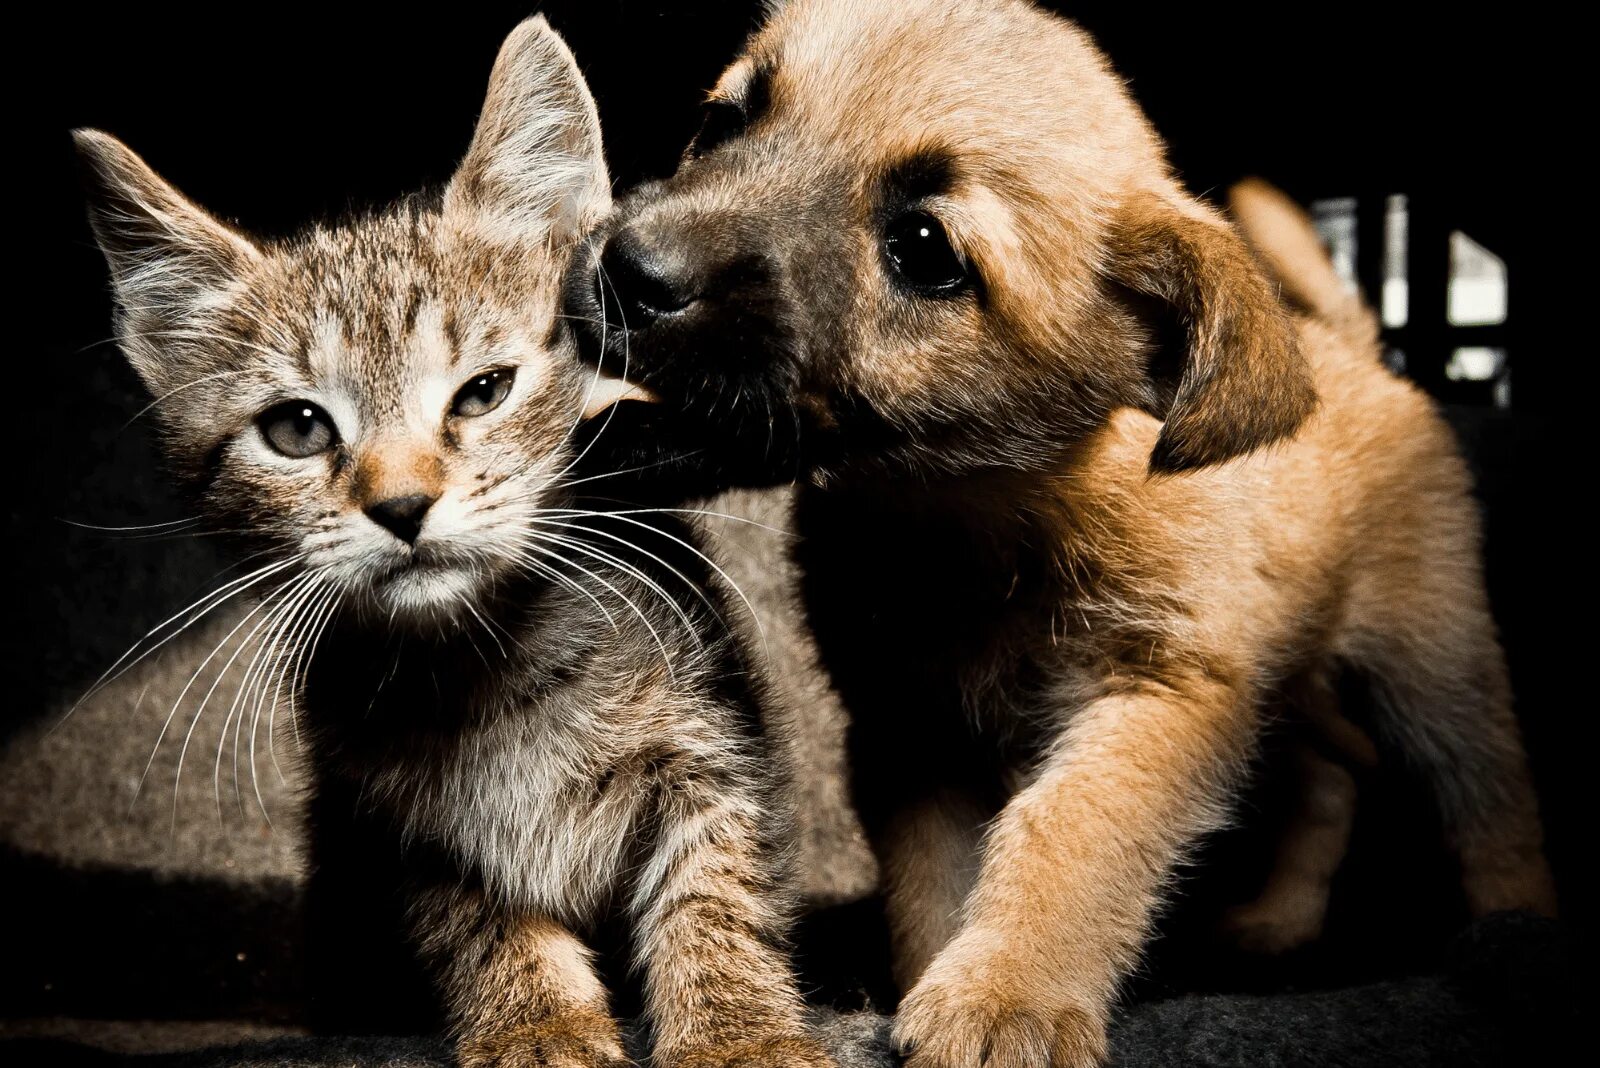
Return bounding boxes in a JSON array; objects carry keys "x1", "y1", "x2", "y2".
[{"x1": 76, "y1": 18, "x2": 832, "y2": 1068}]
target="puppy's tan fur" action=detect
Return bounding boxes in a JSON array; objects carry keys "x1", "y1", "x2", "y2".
[{"x1": 593, "y1": 2, "x2": 1557, "y2": 1064}]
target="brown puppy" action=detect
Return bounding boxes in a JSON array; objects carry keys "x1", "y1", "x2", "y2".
[{"x1": 566, "y1": 1, "x2": 1557, "y2": 1064}]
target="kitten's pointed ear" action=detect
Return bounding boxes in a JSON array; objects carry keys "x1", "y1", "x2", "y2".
[
  {"x1": 73, "y1": 129, "x2": 259, "y2": 317},
  {"x1": 445, "y1": 16, "x2": 610, "y2": 242},
  {"x1": 1106, "y1": 193, "x2": 1318, "y2": 474}
]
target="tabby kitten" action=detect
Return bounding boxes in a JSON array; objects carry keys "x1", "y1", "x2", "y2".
[{"x1": 75, "y1": 18, "x2": 833, "y2": 1068}]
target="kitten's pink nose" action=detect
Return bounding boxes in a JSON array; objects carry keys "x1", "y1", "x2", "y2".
[{"x1": 365, "y1": 494, "x2": 435, "y2": 545}]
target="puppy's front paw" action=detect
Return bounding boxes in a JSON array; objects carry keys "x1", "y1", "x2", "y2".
[
  {"x1": 667, "y1": 1035, "x2": 836, "y2": 1068},
  {"x1": 458, "y1": 1011, "x2": 631, "y2": 1068},
  {"x1": 893, "y1": 939, "x2": 1106, "y2": 1068}
]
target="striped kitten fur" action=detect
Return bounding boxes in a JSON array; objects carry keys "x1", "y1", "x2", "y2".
[{"x1": 75, "y1": 17, "x2": 833, "y2": 1068}]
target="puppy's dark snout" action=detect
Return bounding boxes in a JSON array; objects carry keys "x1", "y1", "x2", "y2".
[{"x1": 597, "y1": 229, "x2": 700, "y2": 329}]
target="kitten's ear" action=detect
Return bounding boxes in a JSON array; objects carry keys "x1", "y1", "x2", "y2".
[
  {"x1": 445, "y1": 16, "x2": 610, "y2": 242},
  {"x1": 73, "y1": 129, "x2": 260, "y2": 324}
]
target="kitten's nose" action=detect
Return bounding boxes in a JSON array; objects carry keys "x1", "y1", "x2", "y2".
[{"x1": 365, "y1": 494, "x2": 435, "y2": 545}]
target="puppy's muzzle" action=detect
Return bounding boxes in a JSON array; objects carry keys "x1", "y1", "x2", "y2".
[
  {"x1": 595, "y1": 227, "x2": 702, "y2": 330},
  {"x1": 563, "y1": 208, "x2": 811, "y2": 491}
]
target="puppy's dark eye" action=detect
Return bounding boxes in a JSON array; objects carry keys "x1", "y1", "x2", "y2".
[
  {"x1": 451, "y1": 368, "x2": 515, "y2": 418},
  {"x1": 884, "y1": 211, "x2": 968, "y2": 293},
  {"x1": 690, "y1": 99, "x2": 746, "y2": 158},
  {"x1": 259, "y1": 401, "x2": 337, "y2": 458}
]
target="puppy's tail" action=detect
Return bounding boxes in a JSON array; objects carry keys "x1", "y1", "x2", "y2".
[{"x1": 1228, "y1": 178, "x2": 1378, "y2": 344}]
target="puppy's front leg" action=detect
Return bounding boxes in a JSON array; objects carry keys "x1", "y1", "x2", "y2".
[
  {"x1": 894, "y1": 676, "x2": 1255, "y2": 1068},
  {"x1": 409, "y1": 884, "x2": 628, "y2": 1068},
  {"x1": 632, "y1": 777, "x2": 834, "y2": 1068}
]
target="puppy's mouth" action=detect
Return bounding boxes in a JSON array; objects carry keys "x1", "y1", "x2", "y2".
[{"x1": 581, "y1": 365, "x2": 660, "y2": 420}]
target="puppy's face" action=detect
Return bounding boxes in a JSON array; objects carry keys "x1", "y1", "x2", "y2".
[{"x1": 570, "y1": 0, "x2": 1314, "y2": 487}]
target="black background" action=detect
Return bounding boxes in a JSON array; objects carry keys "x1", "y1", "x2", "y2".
[{"x1": 8, "y1": 0, "x2": 1585, "y2": 968}]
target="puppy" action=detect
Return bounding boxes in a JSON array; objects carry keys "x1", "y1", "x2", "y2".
[{"x1": 568, "y1": 1, "x2": 1557, "y2": 1064}]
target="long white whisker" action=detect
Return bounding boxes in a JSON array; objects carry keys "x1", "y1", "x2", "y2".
[
  {"x1": 240, "y1": 570, "x2": 328, "y2": 819},
  {"x1": 515, "y1": 528, "x2": 700, "y2": 643},
  {"x1": 213, "y1": 573, "x2": 318, "y2": 819},
  {"x1": 133, "y1": 567, "x2": 301, "y2": 818},
  {"x1": 514, "y1": 540, "x2": 677, "y2": 682},
  {"x1": 514, "y1": 552, "x2": 620, "y2": 631},
  {"x1": 170, "y1": 572, "x2": 314, "y2": 832},
  {"x1": 62, "y1": 557, "x2": 301, "y2": 736},
  {"x1": 547, "y1": 256, "x2": 634, "y2": 484},
  {"x1": 58, "y1": 516, "x2": 199, "y2": 533},
  {"x1": 540, "y1": 509, "x2": 767, "y2": 646},
  {"x1": 288, "y1": 586, "x2": 347, "y2": 750},
  {"x1": 120, "y1": 370, "x2": 256, "y2": 432},
  {"x1": 267, "y1": 579, "x2": 340, "y2": 785},
  {"x1": 545, "y1": 504, "x2": 794, "y2": 538},
  {"x1": 529, "y1": 518, "x2": 721, "y2": 635}
]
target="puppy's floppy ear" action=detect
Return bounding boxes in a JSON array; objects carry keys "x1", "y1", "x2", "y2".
[
  {"x1": 1106, "y1": 193, "x2": 1317, "y2": 473},
  {"x1": 72, "y1": 128, "x2": 261, "y2": 395},
  {"x1": 445, "y1": 16, "x2": 610, "y2": 243}
]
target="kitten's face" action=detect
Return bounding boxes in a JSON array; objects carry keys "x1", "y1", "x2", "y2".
[
  {"x1": 77, "y1": 18, "x2": 626, "y2": 629},
  {"x1": 175, "y1": 213, "x2": 586, "y2": 623}
]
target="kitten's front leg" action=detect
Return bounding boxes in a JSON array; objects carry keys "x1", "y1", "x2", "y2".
[
  {"x1": 632, "y1": 779, "x2": 835, "y2": 1068},
  {"x1": 409, "y1": 883, "x2": 628, "y2": 1068}
]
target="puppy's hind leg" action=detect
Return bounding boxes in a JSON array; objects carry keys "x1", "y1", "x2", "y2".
[
  {"x1": 1225, "y1": 670, "x2": 1370, "y2": 954},
  {"x1": 1223, "y1": 741, "x2": 1359, "y2": 954},
  {"x1": 878, "y1": 787, "x2": 993, "y2": 992},
  {"x1": 1343, "y1": 497, "x2": 1556, "y2": 918}
]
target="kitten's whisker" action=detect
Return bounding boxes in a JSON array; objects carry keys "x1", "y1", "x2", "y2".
[
  {"x1": 512, "y1": 553, "x2": 620, "y2": 631},
  {"x1": 460, "y1": 597, "x2": 509, "y2": 660},
  {"x1": 134, "y1": 569, "x2": 302, "y2": 823},
  {"x1": 266, "y1": 578, "x2": 339, "y2": 786},
  {"x1": 515, "y1": 527, "x2": 691, "y2": 629},
  {"x1": 116, "y1": 324, "x2": 287, "y2": 363},
  {"x1": 288, "y1": 585, "x2": 347, "y2": 752},
  {"x1": 545, "y1": 504, "x2": 794, "y2": 538},
  {"x1": 64, "y1": 556, "x2": 301, "y2": 736},
  {"x1": 539, "y1": 509, "x2": 767, "y2": 647},
  {"x1": 213, "y1": 575, "x2": 314, "y2": 819},
  {"x1": 546, "y1": 257, "x2": 634, "y2": 485},
  {"x1": 550, "y1": 450, "x2": 707, "y2": 490},
  {"x1": 530, "y1": 518, "x2": 722, "y2": 636},
  {"x1": 58, "y1": 516, "x2": 200, "y2": 534},
  {"x1": 120, "y1": 369, "x2": 256, "y2": 432},
  {"x1": 242, "y1": 570, "x2": 329, "y2": 819},
  {"x1": 515, "y1": 528, "x2": 700, "y2": 642},
  {"x1": 514, "y1": 541, "x2": 678, "y2": 682},
  {"x1": 171, "y1": 571, "x2": 315, "y2": 831}
]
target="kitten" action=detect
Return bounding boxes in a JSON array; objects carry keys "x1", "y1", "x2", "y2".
[{"x1": 75, "y1": 18, "x2": 834, "y2": 1068}]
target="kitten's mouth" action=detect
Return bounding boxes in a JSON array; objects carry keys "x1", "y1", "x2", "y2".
[
  {"x1": 373, "y1": 544, "x2": 466, "y2": 582},
  {"x1": 581, "y1": 367, "x2": 659, "y2": 419}
]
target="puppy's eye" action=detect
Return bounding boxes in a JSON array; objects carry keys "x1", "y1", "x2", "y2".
[
  {"x1": 451, "y1": 368, "x2": 516, "y2": 418},
  {"x1": 259, "y1": 401, "x2": 338, "y2": 458},
  {"x1": 884, "y1": 211, "x2": 968, "y2": 293},
  {"x1": 690, "y1": 99, "x2": 746, "y2": 158}
]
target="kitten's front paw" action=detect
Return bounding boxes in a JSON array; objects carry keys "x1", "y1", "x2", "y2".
[
  {"x1": 893, "y1": 936, "x2": 1106, "y2": 1068},
  {"x1": 667, "y1": 1035, "x2": 836, "y2": 1068},
  {"x1": 458, "y1": 1012, "x2": 631, "y2": 1068}
]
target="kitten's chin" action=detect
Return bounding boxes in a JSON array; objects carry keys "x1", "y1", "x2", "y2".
[{"x1": 371, "y1": 565, "x2": 485, "y2": 628}]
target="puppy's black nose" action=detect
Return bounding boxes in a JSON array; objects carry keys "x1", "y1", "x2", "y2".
[
  {"x1": 597, "y1": 229, "x2": 698, "y2": 329},
  {"x1": 365, "y1": 494, "x2": 435, "y2": 545}
]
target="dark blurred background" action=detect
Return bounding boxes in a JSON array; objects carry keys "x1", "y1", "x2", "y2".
[{"x1": 6, "y1": 0, "x2": 1583, "y2": 1011}]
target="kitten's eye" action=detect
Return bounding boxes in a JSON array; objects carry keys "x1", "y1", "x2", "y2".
[
  {"x1": 884, "y1": 210, "x2": 968, "y2": 294},
  {"x1": 451, "y1": 368, "x2": 516, "y2": 418},
  {"x1": 258, "y1": 401, "x2": 337, "y2": 458},
  {"x1": 689, "y1": 99, "x2": 746, "y2": 158}
]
